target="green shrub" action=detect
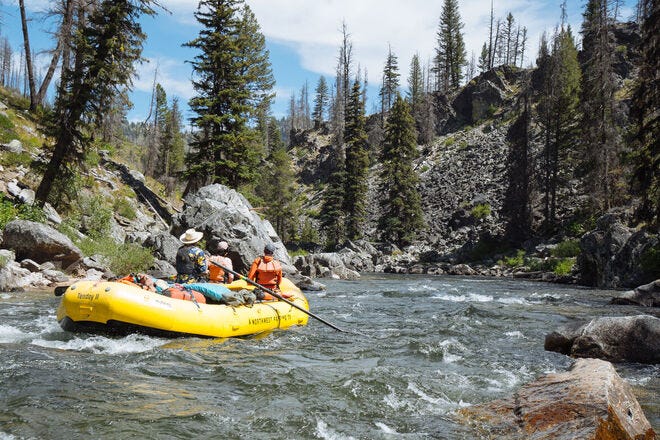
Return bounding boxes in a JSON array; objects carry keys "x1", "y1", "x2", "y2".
[
  {"x1": 487, "y1": 104, "x2": 498, "y2": 117},
  {"x1": 0, "y1": 150, "x2": 32, "y2": 167},
  {"x1": 288, "y1": 248, "x2": 309, "y2": 258},
  {"x1": 80, "y1": 195, "x2": 112, "y2": 238},
  {"x1": 0, "y1": 198, "x2": 45, "y2": 229},
  {"x1": 471, "y1": 203, "x2": 491, "y2": 219},
  {"x1": 553, "y1": 258, "x2": 575, "y2": 276},
  {"x1": 640, "y1": 245, "x2": 660, "y2": 277},
  {"x1": 552, "y1": 239, "x2": 581, "y2": 258},
  {"x1": 501, "y1": 249, "x2": 525, "y2": 267},
  {"x1": 78, "y1": 236, "x2": 154, "y2": 275},
  {"x1": 0, "y1": 113, "x2": 17, "y2": 143},
  {"x1": 113, "y1": 197, "x2": 136, "y2": 220},
  {"x1": 444, "y1": 137, "x2": 456, "y2": 147},
  {"x1": 526, "y1": 257, "x2": 555, "y2": 272}
]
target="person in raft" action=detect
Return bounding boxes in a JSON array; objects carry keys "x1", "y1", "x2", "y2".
[
  {"x1": 208, "y1": 241, "x2": 234, "y2": 284},
  {"x1": 247, "y1": 243, "x2": 291, "y2": 299},
  {"x1": 175, "y1": 228, "x2": 209, "y2": 284}
]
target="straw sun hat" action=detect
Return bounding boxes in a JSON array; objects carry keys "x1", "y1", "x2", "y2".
[{"x1": 180, "y1": 228, "x2": 203, "y2": 244}]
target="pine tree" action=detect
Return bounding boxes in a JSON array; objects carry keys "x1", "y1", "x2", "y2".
[
  {"x1": 629, "y1": 0, "x2": 659, "y2": 225},
  {"x1": 537, "y1": 24, "x2": 581, "y2": 231},
  {"x1": 184, "y1": 0, "x2": 274, "y2": 195},
  {"x1": 378, "y1": 94, "x2": 424, "y2": 246},
  {"x1": 36, "y1": 0, "x2": 157, "y2": 206},
  {"x1": 312, "y1": 76, "x2": 329, "y2": 128},
  {"x1": 258, "y1": 118, "x2": 299, "y2": 242},
  {"x1": 343, "y1": 80, "x2": 370, "y2": 241},
  {"x1": 580, "y1": 0, "x2": 621, "y2": 212},
  {"x1": 434, "y1": 0, "x2": 467, "y2": 91},
  {"x1": 478, "y1": 43, "x2": 489, "y2": 73},
  {"x1": 379, "y1": 45, "x2": 400, "y2": 117},
  {"x1": 160, "y1": 97, "x2": 186, "y2": 187},
  {"x1": 320, "y1": 153, "x2": 346, "y2": 249}
]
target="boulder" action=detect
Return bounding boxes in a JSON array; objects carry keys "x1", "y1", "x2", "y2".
[
  {"x1": 172, "y1": 184, "x2": 294, "y2": 274},
  {"x1": 458, "y1": 358, "x2": 655, "y2": 439},
  {"x1": 2, "y1": 220, "x2": 83, "y2": 268},
  {"x1": 144, "y1": 231, "x2": 181, "y2": 264},
  {"x1": 1, "y1": 139, "x2": 23, "y2": 153},
  {"x1": 578, "y1": 212, "x2": 658, "y2": 288},
  {"x1": 611, "y1": 279, "x2": 660, "y2": 307},
  {"x1": 545, "y1": 315, "x2": 660, "y2": 364}
]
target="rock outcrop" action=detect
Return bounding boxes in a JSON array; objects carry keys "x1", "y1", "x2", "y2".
[
  {"x1": 610, "y1": 279, "x2": 660, "y2": 307},
  {"x1": 2, "y1": 220, "x2": 83, "y2": 268},
  {"x1": 171, "y1": 184, "x2": 323, "y2": 290},
  {"x1": 458, "y1": 358, "x2": 655, "y2": 439},
  {"x1": 544, "y1": 315, "x2": 660, "y2": 364}
]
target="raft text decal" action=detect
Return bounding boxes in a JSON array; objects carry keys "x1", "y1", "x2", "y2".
[{"x1": 249, "y1": 314, "x2": 291, "y2": 326}]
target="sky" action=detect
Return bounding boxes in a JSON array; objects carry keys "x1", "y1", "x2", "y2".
[{"x1": 0, "y1": 0, "x2": 637, "y2": 124}]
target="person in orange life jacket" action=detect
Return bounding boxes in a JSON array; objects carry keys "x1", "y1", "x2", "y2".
[
  {"x1": 175, "y1": 228, "x2": 209, "y2": 284},
  {"x1": 247, "y1": 243, "x2": 291, "y2": 299},
  {"x1": 208, "y1": 241, "x2": 234, "y2": 283}
]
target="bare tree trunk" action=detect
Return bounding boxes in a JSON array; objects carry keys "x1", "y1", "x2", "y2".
[
  {"x1": 19, "y1": 0, "x2": 37, "y2": 110},
  {"x1": 35, "y1": 0, "x2": 76, "y2": 107}
]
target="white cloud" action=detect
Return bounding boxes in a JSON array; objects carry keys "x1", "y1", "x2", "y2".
[
  {"x1": 133, "y1": 57, "x2": 195, "y2": 101},
  {"x1": 163, "y1": 0, "x2": 590, "y2": 86}
]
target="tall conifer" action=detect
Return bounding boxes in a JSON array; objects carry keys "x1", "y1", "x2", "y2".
[
  {"x1": 184, "y1": 0, "x2": 274, "y2": 195},
  {"x1": 36, "y1": 0, "x2": 157, "y2": 206},
  {"x1": 434, "y1": 0, "x2": 466, "y2": 91},
  {"x1": 378, "y1": 95, "x2": 424, "y2": 246},
  {"x1": 580, "y1": 0, "x2": 621, "y2": 211},
  {"x1": 343, "y1": 80, "x2": 370, "y2": 240}
]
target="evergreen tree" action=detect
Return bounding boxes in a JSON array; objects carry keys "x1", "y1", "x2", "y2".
[
  {"x1": 629, "y1": 0, "x2": 659, "y2": 225},
  {"x1": 184, "y1": 0, "x2": 274, "y2": 195},
  {"x1": 258, "y1": 118, "x2": 299, "y2": 242},
  {"x1": 343, "y1": 80, "x2": 370, "y2": 241},
  {"x1": 434, "y1": 0, "x2": 467, "y2": 91},
  {"x1": 537, "y1": 25, "x2": 581, "y2": 231},
  {"x1": 160, "y1": 97, "x2": 186, "y2": 186},
  {"x1": 580, "y1": 0, "x2": 621, "y2": 212},
  {"x1": 320, "y1": 153, "x2": 346, "y2": 249},
  {"x1": 36, "y1": 0, "x2": 157, "y2": 206},
  {"x1": 378, "y1": 94, "x2": 424, "y2": 246},
  {"x1": 312, "y1": 75, "x2": 329, "y2": 128},
  {"x1": 379, "y1": 45, "x2": 400, "y2": 117},
  {"x1": 478, "y1": 42, "x2": 489, "y2": 73}
]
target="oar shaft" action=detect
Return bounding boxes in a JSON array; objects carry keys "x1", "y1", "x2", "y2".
[{"x1": 210, "y1": 261, "x2": 347, "y2": 333}]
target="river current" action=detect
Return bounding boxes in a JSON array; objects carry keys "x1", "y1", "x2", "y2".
[{"x1": 1, "y1": 274, "x2": 658, "y2": 439}]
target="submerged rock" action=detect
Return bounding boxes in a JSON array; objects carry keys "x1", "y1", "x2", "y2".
[
  {"x1": 545, "y1": 315, "x2": 660, "y2": 364},
  {"x1": 458, "y1": 358, "x2": 655, "y2": 439}
]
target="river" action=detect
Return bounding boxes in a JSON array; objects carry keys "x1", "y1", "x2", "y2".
[{"x1": 1, "y1": 274, "x2": 657, "y2": 439}]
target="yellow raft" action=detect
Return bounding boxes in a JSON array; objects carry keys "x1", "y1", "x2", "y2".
[{"x1": 56, "y1": 277, "x2": 309, "y2": 338}]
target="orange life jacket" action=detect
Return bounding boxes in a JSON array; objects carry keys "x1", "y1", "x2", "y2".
[
  {"x1": 252, "y1": 257, "x2": 281, "y2": 289},
  {"x1": 208, "y1": 264, "x2": 225, "y2": 283}
]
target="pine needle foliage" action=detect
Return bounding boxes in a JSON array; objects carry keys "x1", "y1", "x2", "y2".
[
  {"x1": 343, "y1": 80, "x2": 370, "y2": 241},
  {"x1": 184, "y1": 0, "x2": 274, "y2": 195},
  {"x1": 378, "y1": 95, "x2": 424, "y2": 246}
]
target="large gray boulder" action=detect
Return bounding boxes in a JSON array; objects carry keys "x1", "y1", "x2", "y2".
[
  {"x1": 2, "y1": 220, "x2": 83, "y2": 268},
  {"x1": 578, "y1": 212, "x2": 659, "y2": 288},
  {"x1": 458, "y1": 358, "x2": 655, "y2": 439},
  {"x1": 611, "y1": 279, "x2": 660, "y2": 307},
  {"x1": 172, "y1": 184, "x2": 323, "y2": 290},
  {"x1": 545, "y1": 315, "x2": 660, "y2": 364},
  {"x1": 173, "y1": 184, "x2": 289, "y2": 272}
]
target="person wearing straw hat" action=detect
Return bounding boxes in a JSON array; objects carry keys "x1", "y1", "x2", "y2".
[{"x1": 175, "y1": 228, "x2": 209, "y2": 284}]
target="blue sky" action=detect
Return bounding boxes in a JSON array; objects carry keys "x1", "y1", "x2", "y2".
[{"x1": 1, "y1": 0, "x2": 637, "y2": 124}]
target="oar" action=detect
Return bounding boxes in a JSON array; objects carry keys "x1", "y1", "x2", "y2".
[{"x1": 210, "y1": 261, "x2": 348, "y2": 333}]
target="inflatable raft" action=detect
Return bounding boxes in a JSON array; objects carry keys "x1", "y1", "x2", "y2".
[{"x1": 56, "y1": 277, "x2": 309, "y2": 338}]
